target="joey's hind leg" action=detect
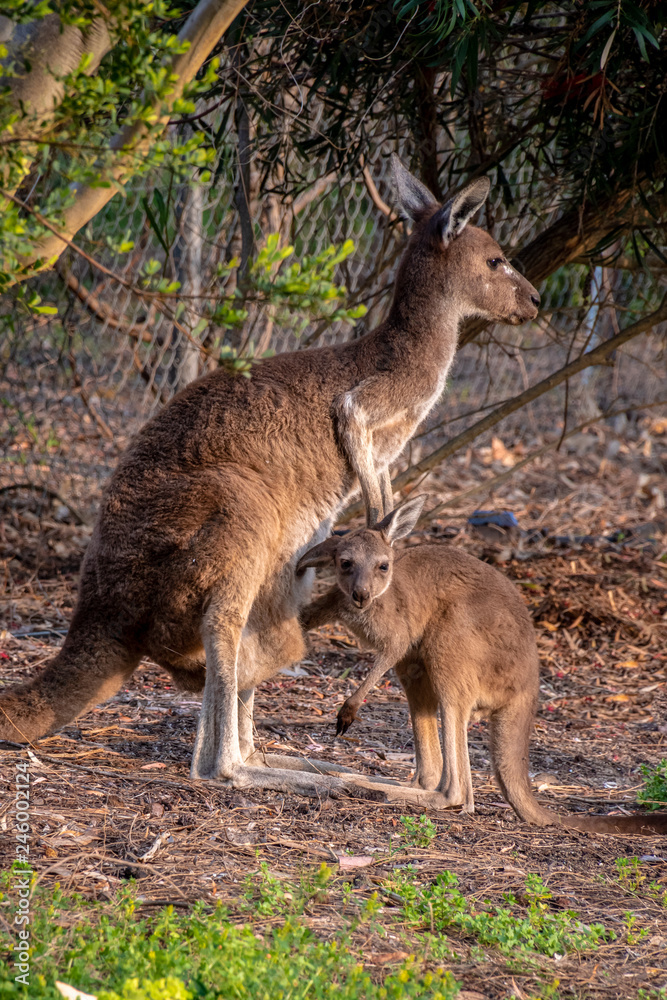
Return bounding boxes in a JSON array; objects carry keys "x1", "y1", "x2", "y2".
[
  {"x1": 436, "y1": 701, "x2": 466, "y2": 808},
  {"x1": 454, "y1": 708, "x2": 474, "y2": 813},
  {"x1": 395, "y1": 661, "x2": 443, "y2": 791}
]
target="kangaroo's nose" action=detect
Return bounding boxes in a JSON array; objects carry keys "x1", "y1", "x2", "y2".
[
  {"x1": 531, "y1": 292, "x2": 541, "y2": 307},
  {"x1": 352, "y1": 588, "x2": 369, "y2": 607}
]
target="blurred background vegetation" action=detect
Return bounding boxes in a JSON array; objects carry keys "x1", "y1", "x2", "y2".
[{"x1": 0, "y1": 0, "x2": 665, "y2": 514}]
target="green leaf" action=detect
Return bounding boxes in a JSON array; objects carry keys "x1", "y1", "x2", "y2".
[{"x1": 142, "y1": 196, "x2": 170, "y2": 257}]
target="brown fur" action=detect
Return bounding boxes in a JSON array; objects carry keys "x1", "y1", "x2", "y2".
[
  {"x1": 298, "y1": 503, "x2": 667, "y2": 834},
  {"x1": 0, "y1": 160, "x2": 539, "y2": 797}
]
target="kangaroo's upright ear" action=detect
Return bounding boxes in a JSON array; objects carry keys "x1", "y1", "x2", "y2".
[
  {"x1": 296, "y1": 536, "x2": 340, "y2": 574},
  {"x1": 376, "y1": 494, "x2": 427, "y2": 544},
  {"x1": 434, "y1": 176, "x2": 490, "y2": 248},
  {"x1": 391, "y1": 154, "x2": 438, "y2": 222}
]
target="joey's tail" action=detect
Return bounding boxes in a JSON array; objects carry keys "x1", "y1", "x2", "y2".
[
  {"x1": 489, "y1": 694, "x2": 667, "y2": 836},
  {"x1": 0, "y1": 619, "x2": 139, "y2": 742},
  {"x1": 488, "y1": 692, "x2": 557, "y2": 828}
]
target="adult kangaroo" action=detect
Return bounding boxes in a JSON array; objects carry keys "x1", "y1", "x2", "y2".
[{"x1": 0, "y1": 156, "x2": 540, "y2": 796}]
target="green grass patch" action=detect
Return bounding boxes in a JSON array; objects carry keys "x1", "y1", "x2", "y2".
[
  {"x1": 0, "y1": 861, "x2": 616, "y2": 999},
  {"x1": 0, "y1": 870, "x2": 457, "y2": 1000},
  {"x1": 638, "y1": 759, "x2": 667, "y2": 810},
  {"x1": 383, "y1": 870, "x2": 613, "y2": 959}
]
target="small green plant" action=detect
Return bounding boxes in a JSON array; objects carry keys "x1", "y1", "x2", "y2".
[
  {"x1": 638, "y1": 759, "x2": 667, "y2": 810},
  {"x1": 399, "y1": 814, "x2": 438, "y2": 848},
  {"x1": 383, "y1": 869, "x2": 613, "y2": 958},
  {"x1": 615, "y1": 857, "x2": 667, "y2": 906},
  {"x1": 615, "y1": 856, "x2": 645, "y2": 891},
  {"x1": 0, "y1": 880, "x2": 460, "y2": 1000},
  {"x1": 623, "y1": 911, "x2": 648, "y2": 945}
]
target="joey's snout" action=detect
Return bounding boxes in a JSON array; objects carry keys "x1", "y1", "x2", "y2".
[{"x1": 351, "y1": 586, "x2": 371, "y2": 609}]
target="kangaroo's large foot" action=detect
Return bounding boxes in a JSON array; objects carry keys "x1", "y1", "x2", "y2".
[
  {"x1": 205, "y1": 763, "x2": 450, "y2": 808},
  {"x1": 410, "y1": 768, "x2": 441, "y2": 792},
  {"x1": 244, "y1": 750, "x2": 358, "y2": 775},
  {"x1": 436, "y1": 781, "x2": 475, "y2": 813}
]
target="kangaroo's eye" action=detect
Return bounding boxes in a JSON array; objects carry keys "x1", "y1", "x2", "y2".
[
  {"x1": 379, "y1": 563, "x2": 389, "y2": 573},
  {"x1": 487, "y1": 258, "x2": 503, "y2": 270},
  {"x1": 339, "y1": 559, "x2": 352, "y2": 571}
]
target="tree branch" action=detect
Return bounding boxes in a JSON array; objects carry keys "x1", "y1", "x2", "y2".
[
  {"x1": 292, "y1": 172, "x2": 338, "y2": 216},
  {"x1": 360, "y1": 162, "x2": 397, "y2": 222},
  {"x1": 418, "y1": 397, "x2": 667, "y2": 524},
  {"x1": 56, "y1": 262, "x2": 156, "y2": 343},
  {"x1": 12, "y1": 0, "x2": 249, "y2": 276}
]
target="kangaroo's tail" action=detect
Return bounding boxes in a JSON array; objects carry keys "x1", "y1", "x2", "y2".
[
  {"x1": 0, "y1": 619, "x2": 139, "y2": 742},
  {"x1": 489, "y1": 692, "x2": 667, "y2": 835},
  {"x1": 560, "y1": 811, "x2": 667, "y2": 835},
  {"x1": 488, "y1": 691, "x2": 558, "y2": 828}
]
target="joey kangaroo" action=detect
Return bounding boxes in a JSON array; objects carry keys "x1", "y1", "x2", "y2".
[
  {"x1": 0, "y1": 157, "x2": 540, "y2": 800},
  {"x1": 298, "y1": 496, "x2": 667, "y2": 834}
]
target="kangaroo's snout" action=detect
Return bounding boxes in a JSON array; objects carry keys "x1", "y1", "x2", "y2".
[{"x1": 352, "y1": 587, "x2": 371, "y2": 609}]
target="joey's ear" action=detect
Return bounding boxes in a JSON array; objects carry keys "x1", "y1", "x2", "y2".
[
  {"x1": 296, "y1": 536, "x2": 339, "y2": 574},
  {"x1": 391, "y1": 153, "x2": 438, "y2": 222},
  {"x1": 376, "y1": 494, "x2": 427, "y2": 544},
  {"x1": 434, "y1": 176, "x2": 490, "y2": 248}
]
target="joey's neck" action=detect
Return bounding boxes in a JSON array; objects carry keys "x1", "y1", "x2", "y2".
[{"x1": 360, "y1": 573, "x2": 420, "y2": 644}]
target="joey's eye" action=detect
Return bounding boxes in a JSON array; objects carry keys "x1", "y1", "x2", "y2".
[
  {"x1": 379, "y1": 563, "x2": 389, "y2": 573},
  {"x1": 487, "y1": 258, "x2": 503, "y2": 270},
  {"x1": 339, "y1": 559, "x2": 352, "y2": 571}
]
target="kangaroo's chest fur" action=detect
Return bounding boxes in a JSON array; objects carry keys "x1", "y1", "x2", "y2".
[{"x1": 351, "y1": 335, "x2": 457, "y2": 472}]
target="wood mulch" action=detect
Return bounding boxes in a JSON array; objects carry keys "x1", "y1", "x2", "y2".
[{"x1": 1, "y1": 430, "x2": 667, "y2": 999}]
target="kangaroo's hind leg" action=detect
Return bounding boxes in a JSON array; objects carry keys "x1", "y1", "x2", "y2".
[
  {"x1": 433, "y1": 690, "x2": 475, "y2": 811},
  {"x1": 238, "y1": 687, "x2": 256, "y2": 762},
  {"x1": 395, "y1": 660, "x2": 443, "y2": 791},
  {"x1": 454, "y1": 705, "x2": 474, "y2": 813},
  {"x1": 436, "y1": 700, "x2": 464, "y2": 807}
]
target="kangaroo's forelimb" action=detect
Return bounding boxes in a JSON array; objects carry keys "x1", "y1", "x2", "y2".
[
  {"x1": 334, "y1": 378, "x2": 391, "y2": 526},
  {"x1": 299, "y1": 589, "x2": 346, "y2": 632},
  {"x1": 337, "y1": 650, "x2": 402, "y2": 735}
]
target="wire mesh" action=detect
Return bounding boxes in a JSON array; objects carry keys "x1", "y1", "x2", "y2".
[{"x1": 1, "y1": 127, "x2": 665, "y2": 520}]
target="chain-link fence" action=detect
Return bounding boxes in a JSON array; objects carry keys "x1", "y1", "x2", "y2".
[{"x1": 1, "y1": 125, "x2": 665, "y2": 521}]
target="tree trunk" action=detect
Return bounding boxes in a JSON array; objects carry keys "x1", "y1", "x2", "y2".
[{"x1": 6, "y1": 0, "x2": 250, "y2": 277}]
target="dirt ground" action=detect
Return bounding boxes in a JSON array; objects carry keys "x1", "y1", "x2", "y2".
[{"x1": 1, "y1": 422, "x2": 666, "y2": 999}]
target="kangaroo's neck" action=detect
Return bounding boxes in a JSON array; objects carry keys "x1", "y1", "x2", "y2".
[
  {"x1": 351, "y1": 271, "x2": 463, "y2": 381},
  {"x1": 355, "y1": 574, "x2": 422, "y2": 649}
]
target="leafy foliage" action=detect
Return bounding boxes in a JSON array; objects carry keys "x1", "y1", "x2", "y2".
[
  {"x1": 399, "y1": 814, "x2": 438, "y2": 848},
  {"x1": 0, "y1": 875, "x2": 459, "y2": 1000},
  {"x1": 385, "y1": 869, "x2": 613, "y2": 958},
  {"x1": 0, "y1": 1, "x2": 219, "y2": 289},
  {"x1": 637, "y1": 758, "x2": 667, "y2": 810},
  {"x1": 233, "y1": 0, "x2": 666, "y2": 257}
]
